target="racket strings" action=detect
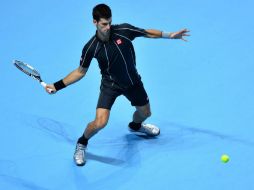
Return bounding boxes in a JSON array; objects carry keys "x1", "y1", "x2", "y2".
[{"x1": 14, "y1": 61, "x2": 40, "y2": 77}]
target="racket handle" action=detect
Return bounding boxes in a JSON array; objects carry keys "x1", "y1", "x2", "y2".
[
  {"x1": 40, "y1": 82, "x2": 53, "y2": 93},
  {"x1": 40, "y1": 81, "x2": 47, "y2": 87}
]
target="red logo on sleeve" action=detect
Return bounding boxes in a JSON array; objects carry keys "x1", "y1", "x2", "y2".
[{"x1": 116, "y1": 39, "x2": 122, "y2": 45}]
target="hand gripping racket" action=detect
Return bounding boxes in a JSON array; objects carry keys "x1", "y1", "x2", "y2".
[{"x1": 13, "y1": 60, "x2": 52, "y2": 92}]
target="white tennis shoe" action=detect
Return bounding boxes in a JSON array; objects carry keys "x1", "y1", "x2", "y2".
[
  {"x1": 73, "y1": 143, "x2": 86, "y2": 166},
  {"x1": 129, "y1": 123, "x2": 160, "y2": 136}
]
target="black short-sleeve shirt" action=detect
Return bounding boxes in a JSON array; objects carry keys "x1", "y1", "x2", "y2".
[{"x1": 80, "y1": 23, "x2": 148, "y2": 89}]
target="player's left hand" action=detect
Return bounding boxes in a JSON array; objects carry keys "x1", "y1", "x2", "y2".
[{"x1": 170, "y1": 29, "x2": 190, "y2": 42}]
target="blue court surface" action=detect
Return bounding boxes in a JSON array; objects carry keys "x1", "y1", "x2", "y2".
[{"x1": 1, "y1": 0, "x2": 254, "y2": 190}]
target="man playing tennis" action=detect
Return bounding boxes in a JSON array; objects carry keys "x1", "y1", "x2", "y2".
[{"x1": 45, "y1": 4, "x2": 190, "y2": 166}]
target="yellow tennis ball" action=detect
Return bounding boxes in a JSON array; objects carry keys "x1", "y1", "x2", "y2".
[{"x1": 221, "y1": 154, "x2": 230, "y2": 163}]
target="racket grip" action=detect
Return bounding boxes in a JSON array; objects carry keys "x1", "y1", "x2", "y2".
[
  {"x1": 40, "y1": 82, "x2": 53, "y2": 93},
  {"x1": 40, "y1": 82, "x2": 47, "y2": 88}
]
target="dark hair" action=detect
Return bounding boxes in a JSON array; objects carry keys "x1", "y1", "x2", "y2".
[{"x1": 92, "y1": 4, "x2": 112, "y2": 21}]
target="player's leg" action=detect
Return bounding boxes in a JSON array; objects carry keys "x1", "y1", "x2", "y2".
[
  {"x1": 130, "y1": 103, "x2": 160, "y2": 136},
  {"x1": 84, "y1": 108, "x2": 110, "y2": 139},
  {"x1": 74, "y1": 81, "x2": 120, "y2": 166},
  {"x1": 133, "y1": 103, "x2": 151, "y2": 123},
  {"x1": 74, "y1": 108, "x2": 110, "y2": 166},
  {"x1": 124, "y1": 82, "x2": 160, "y2": 136}
]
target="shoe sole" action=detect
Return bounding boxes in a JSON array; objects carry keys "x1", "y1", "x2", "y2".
[
  {"x1": 129, "y1": 128, "x2": 160, "y2": 137},
  {"x1": 75, "y1": 161, "x2": 86, "y2": 166},
  {"x1": 73, "y1": 156, "x2": 86, "y2": 166}
]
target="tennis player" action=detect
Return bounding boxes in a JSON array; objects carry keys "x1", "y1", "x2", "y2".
[{"x1": 45, "y1": 4, "x2": 190, "y2": 166}]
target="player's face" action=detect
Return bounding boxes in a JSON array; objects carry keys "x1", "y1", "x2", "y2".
[{"x1": 94, "y1": 18, "x2": 112, "y2": 37}]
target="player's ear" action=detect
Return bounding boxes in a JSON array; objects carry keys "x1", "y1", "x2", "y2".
[{"x1": 93, "y1": 19, "x2": 97, "y2": 26}]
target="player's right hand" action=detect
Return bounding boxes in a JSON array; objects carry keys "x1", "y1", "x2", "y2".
[{"x1": 45, "y1": 84, "x2": 57, "y2": 94}]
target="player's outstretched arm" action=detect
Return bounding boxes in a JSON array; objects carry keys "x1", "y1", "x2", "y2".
[
  {"x1": 45, "y1": 66, "x2": 87, "y2": 94},
  {"x1": 145, "y1": 28, "x2": 190, "y2": 41}
]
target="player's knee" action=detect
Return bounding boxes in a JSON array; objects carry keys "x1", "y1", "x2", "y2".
[{"x1": 94, "y1": 117, "x2": 108, "y2": 129}]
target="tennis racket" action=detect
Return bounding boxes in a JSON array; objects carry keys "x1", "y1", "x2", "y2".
[{"x1": 13, "y1": 60, "x2": 52, "y2": 92}]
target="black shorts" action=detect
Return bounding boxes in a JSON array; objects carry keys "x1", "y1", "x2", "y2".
[{"x1": 97, "y1": 80, "x2": 149, "y2": 110}]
